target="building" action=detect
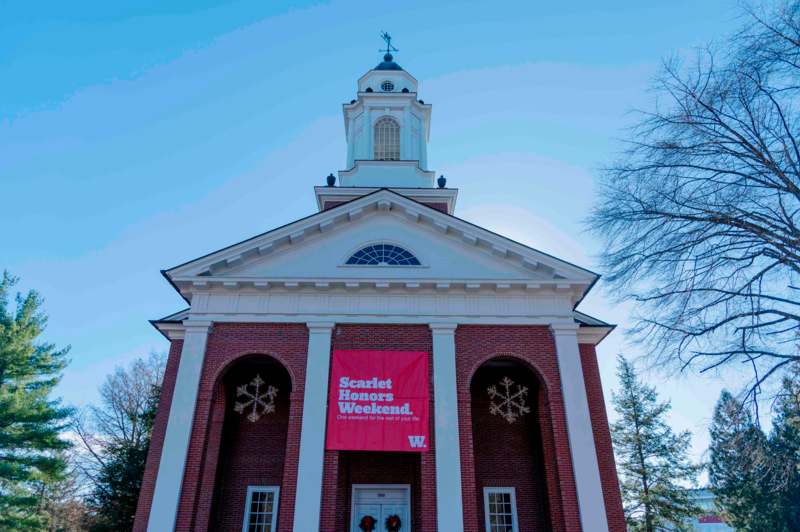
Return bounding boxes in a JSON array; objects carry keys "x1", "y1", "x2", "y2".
[
  {"x1": 683, "y1": 489, "x2": 734, "y2": 532},
  {"x1": 133, "y1": 44, "x2": 626, "y2": 532}
]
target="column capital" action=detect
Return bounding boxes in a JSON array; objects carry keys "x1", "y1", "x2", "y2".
[
  {"x1": 549, "y1": 320, "x2": 580, "y2": 335},
  {"x1": 181, "y1": 319, "x2": 213, "y2": 331},
  {"x1": 306, "y1": 321, "x2": 336, "y2": 333},
  {"x1": 429, "y1": 322, "x2": 458, "y2": 334}
]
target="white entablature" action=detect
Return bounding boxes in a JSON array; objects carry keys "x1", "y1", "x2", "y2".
[{"x1": 156, "y1": 190, "x2": 611, "y2": 342}]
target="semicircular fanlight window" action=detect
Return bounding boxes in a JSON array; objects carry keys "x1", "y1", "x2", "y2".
[{"x1": 346, "y1": 244, "x2": 421, "y2": 266}]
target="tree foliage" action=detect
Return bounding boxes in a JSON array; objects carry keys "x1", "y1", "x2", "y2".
[
  {"x1": 73, "y1": 353, "x2": 164, "y2": 531},
  {"x1": 708, "y1": 391, "x2": 777, "y2": 529},
  {"x1": 35, "y1": 452, "x2": 91, "y2": 532},
  {"x1": 709, "y1": 377, "x2": 800, "y2": 530},
  {"x1": 611, "y1": 356, "x2": 700, "y2": 531},
  {"x1": 0, "y1": 271, "x2": 71, "y2": 530},
  {"x1": 590, "y1": 1, "x2": 800, "y2": 403}
]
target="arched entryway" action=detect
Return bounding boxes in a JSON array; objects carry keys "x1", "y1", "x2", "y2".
[
  {"x1": 470, "y1": 357, "x2": 553, "y2": 532},
  {"x1": 208, "y1": 354, "x2": 292, "y2": 531}
]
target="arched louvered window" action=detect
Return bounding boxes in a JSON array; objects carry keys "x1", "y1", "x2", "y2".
[
  {"x1": 346, "y1": 244, "x2": 420, "y2": 266},
  {"x1": 374, "y1": 117, "x2": 400, "y2": 161}
]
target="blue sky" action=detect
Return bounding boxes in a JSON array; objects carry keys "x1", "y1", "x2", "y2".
[{"x1": 3, "y1": 0, "x2": 749, "y2": 466}]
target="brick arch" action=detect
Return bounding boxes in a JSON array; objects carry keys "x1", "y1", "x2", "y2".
[
  {"x1": 466, "y1": 349, "x2": 565, "y2": 529},
  {"x1": 208, "y1": 350, "x2": 297, "y2": 394},
  {"x1": 466, "y1": 352, "x2": 555, "y2": 401},
  {"x1": 468, "y1": 356, "x2": 554, "y2": 532},
  {"x1": 204, "y1": 354, "x2": 293, "y2": 531}
]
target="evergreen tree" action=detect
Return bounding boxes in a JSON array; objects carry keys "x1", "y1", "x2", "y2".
[
  {"x1": 709, "y1": 382, "x2": 800, "y2": 531},
  {"x1": 768, "y1": 371, "x2": 800, "y2": 530},
  {"x1": 708, "y1": 391, "x2": 778, "y2": 531},
  {"x1": 611, "y1": 355, "x2": 700, "y2": 531},
  {"x1": 0, "y1": 271, "x2": 71, "y2": 530}
]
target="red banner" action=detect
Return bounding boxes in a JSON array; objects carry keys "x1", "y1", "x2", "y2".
[{"x1": 325, "y1": 350, "x2": 429, "y2": 452}]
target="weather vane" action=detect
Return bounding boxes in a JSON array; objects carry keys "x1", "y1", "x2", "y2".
[{"x1": 380, "y1": 31, "x2": 398, "y2": 55}]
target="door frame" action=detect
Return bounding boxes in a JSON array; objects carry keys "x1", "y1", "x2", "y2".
[{"x1": 350, "y1": 484, "x2": 412, "y2": 532}]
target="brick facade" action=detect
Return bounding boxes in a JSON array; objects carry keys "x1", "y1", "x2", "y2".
[
  {"x1": 470, "y1": 362, "x2": 551, "y2": 531},
  {"x1": 134, "y1": 323, "x2": 625, "y2": 532},
  {"x1": 208, "y1": 357, "x2": 292, "y2": 530},
  {"x1": 455, "y1": 325, "x2": 582, "y2": 532}
]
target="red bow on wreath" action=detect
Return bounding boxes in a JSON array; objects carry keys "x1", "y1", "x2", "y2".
[
  {"x1": 359, "y1": 515, "x2": 377, "y2": 531},
  {"x1": 385, "y1": 514, "x2": 402, "y2": 531}
]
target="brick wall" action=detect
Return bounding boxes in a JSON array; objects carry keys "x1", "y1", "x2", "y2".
[
  {"x1": 470, "y1": 362, "x2": 552, "y2": 531},
  {"x1": 207, "y1": 357, "x2": 292, "y2": 531},
  {"x1": 455, "y1": 325, "x2": 583, "y2": 532},
  {"x1": 580, "y1": 344, "x2": 627, "y2": 532}
]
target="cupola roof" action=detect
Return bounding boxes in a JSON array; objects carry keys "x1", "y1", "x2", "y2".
[{"x1": 375, "y1": 52, "x2": 403, "y2": 71}]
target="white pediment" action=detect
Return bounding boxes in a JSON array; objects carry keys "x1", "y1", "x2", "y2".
[
  {"x1": 165, "y1": 190, "x2": 597, "y2": 300},
  {"x1": 220, "y1": 211, "x2": 552, "y2": 282}
]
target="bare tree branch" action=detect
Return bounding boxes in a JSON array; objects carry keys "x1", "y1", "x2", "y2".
[{"x1": 590, "y1": 1, "x2": 800, "y2": 411}]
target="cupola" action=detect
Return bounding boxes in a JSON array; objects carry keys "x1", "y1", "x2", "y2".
[
  {"x1": 315, "y1": 34, "x2": 457, "y2": 215},
  {"x1": 341, "y1": 34, "x2": 432, "y2": 187}
]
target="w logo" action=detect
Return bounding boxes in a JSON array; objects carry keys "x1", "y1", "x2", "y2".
[{"x1": 408, "y1": 435, "x2": 427, "y2": 448}]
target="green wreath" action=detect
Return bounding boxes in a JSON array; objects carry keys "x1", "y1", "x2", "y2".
[{"x1": 385, "y1": 514, "x2": 402, "y2": 531}]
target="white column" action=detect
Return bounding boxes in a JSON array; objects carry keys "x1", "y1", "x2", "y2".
[
  {"x1": 147, "y1": 320, "x2": 212, "y2": 532},
  {"x1": 550, "y1": 321, "x2": 609, "y2": 532},
  {"x1": 292, "y1": 322, "x2": 335, "y2": 532},
  {"x1": 402, "y1": 106, "x2": 412, "y2": 160},
  {"x1": 430, "y1": 323, "x2": 465, "y2": 532}
]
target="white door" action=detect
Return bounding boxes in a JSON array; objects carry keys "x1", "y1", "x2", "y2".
[
  {"x1": 352, "y1": 503, "x2": 382, "y2": 531},
  {"x1": 351, "y1": 485, "x2": 411, "y2": 532}
]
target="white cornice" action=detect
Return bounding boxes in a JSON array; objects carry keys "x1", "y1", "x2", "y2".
[
  {"x1": 154, "y1": 322, "x2": 186, "y2": 340},
  {"x1": 173, "y1": 278, "x2": 585, "y2": 296},
  {"x1": 576, "y1": 326, "x2": 614, "y2": 345},
  {"x1": 314, "y1": 186, "x2": 458, "y2": 214}
]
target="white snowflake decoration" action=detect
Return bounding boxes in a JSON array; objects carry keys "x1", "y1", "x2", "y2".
[
  {"x1": 233, "y1": 374, "x2": 278, "y2": 422},
  {"x1": 487, "y1": 376, "x2": 530, "y2": 424}
]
